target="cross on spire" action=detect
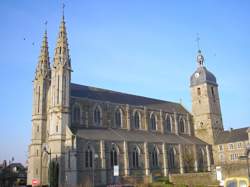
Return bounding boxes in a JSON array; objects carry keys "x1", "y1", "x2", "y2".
[
  {"x1": 62, "y1": 3, "x2": 65, "y2": 19},
  {"x1": 44, "y1": 20, "x2": 48, "y2": 32},
  {"x1": 196, "y1": 33, "x2": 200, "y2": 51}
]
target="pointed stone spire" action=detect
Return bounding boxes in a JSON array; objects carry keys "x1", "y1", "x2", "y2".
[
  {"x1": 35, "y1": 28, "x2": 50, "y2": 80},
  {"x1": 53, "y1": 11, "x2": 71, "y2": 68}
]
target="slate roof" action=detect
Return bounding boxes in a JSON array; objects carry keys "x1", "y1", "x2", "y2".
[
  {"x1": 76, "y1": 128, "x2": 207, "y2": 145},
  {"x1": 190, "y1": 66, "x2": 217, "y2": 87},
  {"x1": 214, "y1": 127, "x2": 249, "y2": 145},
  {"x1": 71, "y1": 83, "x2": 189, "y2": 114}
]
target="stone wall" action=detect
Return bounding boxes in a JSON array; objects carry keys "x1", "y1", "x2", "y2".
[
  {"x1": 169, "y1": 172, "x2": 219, "y2": 186},
  {"x1": 221, "y1": 163, "x2": 248, "y2": 179}
]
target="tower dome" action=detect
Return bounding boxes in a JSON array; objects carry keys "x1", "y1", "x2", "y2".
[{"x1": 190, "y1": 50, "x2": 217, "y2": 87}]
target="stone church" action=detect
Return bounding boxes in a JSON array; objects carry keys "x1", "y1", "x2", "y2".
[{"x1": 27, "y1": 13, "x2": 249, "y2": 186}]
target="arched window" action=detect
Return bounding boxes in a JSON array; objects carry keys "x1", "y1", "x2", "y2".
[
  {"x1": 134, "y1": 111, "x2": 140, "y2": 129},
  {"x1": 164, "y1": 115, "x2": 172, "y2": 133},
  {"x1": 168, "y1": 147, "x2": 176, "y2": 172},
  {"x1": 72, "y1": 105, "x2": 80, "y2": 123},
  {"x1": 150, "y1": 114, "x2": 157, "y2": 130},
  {"x1": 110, "y1": 145, "x2": 118, "y2": 167},
  {"x1": 94, "y1": 106, "x2": 101, "y2": 126},
  {"x1": 151, "y1": 146, "x2": 159, "y2": 168},
  {"x1": 179, "y1": 118, "x2": 185, "y2": 133},
  {"x1": 132, "y1": 147, "x2": 139, "y2": 168},
  {"x1": 198, "y1": 148, "x2": 205, "y2": 172},
  {"x1": 85, "y1": 145, "x2": 93, "y2": 168},
  {"x1": 115, "y1": 109, "x2": 122, "y2": 128}
]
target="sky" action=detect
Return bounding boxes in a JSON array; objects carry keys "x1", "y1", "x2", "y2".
[{"x1": 0, "y1": 0, "x2": 250, "y2": 164}]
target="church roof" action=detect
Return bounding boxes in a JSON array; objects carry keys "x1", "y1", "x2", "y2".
[
  {"x1": 71, "y1": 83, "x2": 189, "y2": 114},
  {"x1": 190, "y1": 66, "x2": 217, "y2": 87},
  {"x1": 214, "y1": 127, "x2": 249, "y2": 145},
  {"x1": 76, "y1": 128, "x2": 207, "y2": 145}
]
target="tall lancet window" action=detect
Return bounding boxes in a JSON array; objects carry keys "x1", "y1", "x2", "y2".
[
  {"x1": 57, "y1": 75, "x2": 60, "y2": 104},
  {"x1": 85, "y1": 145, "x2": 93, "y2": 168},
  {"x1": 150, "y1": 113, "x2": 157, "y2": 130},
  {"x1": 115, "y1": 109, "x2": 122, "y2": 128},
  {"x1": 110, "y1": 145, "x2": 118, "y2": 167},
  {"x1": 198, "y1": 148, "x2": 205, "y2": 172},
  {"x1": 179, "y1": 118, "x2": 185, "y2": 133},
  {"x1": 63, "y1": 75, "x2": 67, "y2": 105},
  {"x1": 134, "y1": 111, "x2": 140, "y2": 129},
  {"x1": 151, "y1": 146, "x2": 159, "y2": 168},
  {"x1": 94, "y1": 106, "x2": 101, "y2": 126},
  {"x1": 168, "y1": 147, "x2": 176, "y2": 172},
  {"x1": 37, "y1": 86, "x2": 40, "y2": 113},
  {"x1": 132, "y1": 146, "x2": 139, "y2": 168},
  {"x1": 72, "y1": 105, "x2": 80, "y2": 123},
  {"x1": 164, "y1": 115, "x2": 172, "y2": 133}
]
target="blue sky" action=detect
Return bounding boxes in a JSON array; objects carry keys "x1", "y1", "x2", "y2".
[{"x1": 0, "y1": 0, "x2": 250, "y2": 164}]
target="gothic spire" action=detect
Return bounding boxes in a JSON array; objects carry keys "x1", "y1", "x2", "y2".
[
  {"x1": 35, "y1": 27, "x2": 50, "y2": 80},
  {"x1": 53, "y1": 10, "x2": 71, "y2": 68}
]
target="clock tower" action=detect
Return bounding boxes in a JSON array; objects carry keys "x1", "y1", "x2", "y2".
[{"x1": 190, "y1": 50, "x2": 224, "y2": 145}]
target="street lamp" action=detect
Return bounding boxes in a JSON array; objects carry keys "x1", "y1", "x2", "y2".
[{"x1": 92, "y1": 153, "x2": 98, "y2": 187}]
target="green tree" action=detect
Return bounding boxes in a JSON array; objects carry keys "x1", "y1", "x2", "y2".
[{"x1": 49, "y1": 161, "x2": 59, "y2": 187}]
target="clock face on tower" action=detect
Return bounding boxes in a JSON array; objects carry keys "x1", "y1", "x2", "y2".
[{"x1": 195, "y1": 72, "x2": 200, "y2": 78}]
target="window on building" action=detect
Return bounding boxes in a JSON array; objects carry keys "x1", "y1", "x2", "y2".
[
  {"x1": 56, "y1": 125, "x2": 58, "y2": 132},
  {"x1": 115, "y1": 109, "x2": 122, "y2": 128},
  {"x1": 85, "y1": 145, "x2": 93, "y2": 168},
  {"x1": 132, "y1": 147, "x2": 139, "y2": 168},
  {"x1": 150, "y1": 114, "x2": 157, "y2": 130},
  {"x1": 179, "y1": 118, "x2": 185, "y2": 133},
  {"x1": 57, "y1": 76, "x2": 60, "y2": 104},
  {"x1": 37, "y1": 86, "x2": 40, "y2": 113},
  {"x1": 219, "y1": 153, "x2": 225, "y2": 162},
  {"x1": 72, "y1": 105, "x2": 80, "y2": 123},
  {"x1": 164, "y1": 115, "x2": 172, "y2": 133},
  {"x1": 37, "y1": 125, "x2": 39, "y2": 133},
  {"x1": 168, "y1": 147, "x2": 176, "y2": 172},
  {"x1": 218, "y1": 145, "x2": 223, "y2": 151},
  {"x1": 228, "y1": 143, "x2": 234, "y2": 150},
  {"x1": 237, "y1": 142, "x2": 242, "y2": 149},
  {"x1": 110, "y1": 146, "x2": 118, "y2": 167},
  {"x1": 211, "y1": 87, "x2": 215, "y2": 97},
  {"x1": 151, "y1": 147, "x2": 159, "y2": 168},
  {"x1": 198, "y1": 148, "x2": 205, "y2": 172},
  {"x1": 230, "y1": 153, "x2": 238, "y2": 161},
  {"x1": 134, "y1": 111, "x2": 140, "y2": 129},
  {"x1": 94, "y1": 106, "x2": 101, "y2": 126},
  {"x1": 197, "y1": 87, "x2": 201, "y2": 96}
]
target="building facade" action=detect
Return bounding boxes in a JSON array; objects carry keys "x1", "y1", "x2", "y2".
[{"x1": 27, "y1": 14, "x2": 249, "y2": 186}]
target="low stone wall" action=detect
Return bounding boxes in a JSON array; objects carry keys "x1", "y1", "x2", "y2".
[
  {"x1": 120, "y1": 175, "x2": 152, "y2": 185},
  {"x1": 220, "y1": 163, "x2": 248, "y2": 179},
  {"x1": 169, "y1": 172, "x2": 219, "y2": 186}
]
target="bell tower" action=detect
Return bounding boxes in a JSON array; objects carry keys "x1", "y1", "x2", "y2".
[
  {"x1": 48, "y1": 12, "x2": 72, "y2": 186},
  {"x1": 191, "y1": 50, "x2": 224, "y2": 145},
  {"x1": 27, "y1": 28, "x2": 51, "y2": 185}
]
